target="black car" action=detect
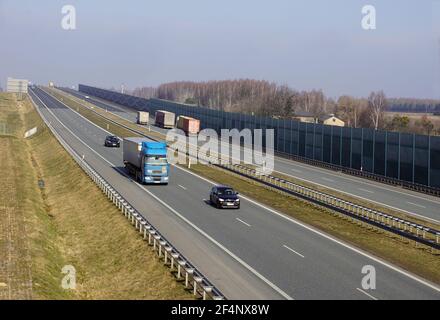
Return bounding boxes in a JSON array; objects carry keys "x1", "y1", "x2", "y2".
[
  {"x1": 104, "y1": 135, "x2": 120, "y2": 147},
  {"x1": 210, "y1": 186, "x2": 240, "y2": 209}
]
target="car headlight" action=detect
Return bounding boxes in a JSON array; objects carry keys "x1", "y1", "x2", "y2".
[
  {"x1": 235, "y1": 199, "x2": 240, "y2": 202},
  {"x1": 164, "y1": 177, "x2": 169, "y2": 180},
  {"x1": 219, "y1": 198, "x2": 225, "y2": 202}
]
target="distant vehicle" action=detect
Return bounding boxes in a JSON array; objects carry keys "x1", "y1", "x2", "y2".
[
  {"x1": 123, "y1": 137, "x2": 170, "y2": 184},
  {"x1": 155, "y1": 110, "x2": 175, "y2": 129},
  {"x1": 210, "y1": 186, "x2": 240, "y2": 209},
  {"x1": 177, "y1": 116, "x2": 201, "y2": 135},
  {"x1": 104, "y1": 135, "x2": 120, "y2": 148},
  {"x1": 85, "y1": 95, "x2": 90, "y2": 99},
  {"x1": 137, "y1": 111, "x2": 149, "y2": 125}
]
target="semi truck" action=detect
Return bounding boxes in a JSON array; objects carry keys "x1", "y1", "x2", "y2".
[
  {"x1": 123, "y1": 137, "x2": 170, "y2": 184},
  {"x1": 176, "y1": 116, "x2": 201, "y2": 135},
  {"x1": 155, "y1": 110, "x2": 175, "y2": 129},
  {"x1": 137, "y1": 111, "x2": 149, "y2": 125}
]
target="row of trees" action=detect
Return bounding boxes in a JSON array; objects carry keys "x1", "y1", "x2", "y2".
[
  {"x1": 130, "y1": 80, "x2": 439, "y2": 135},
  {"x1": 388, "y1": 98, "x2": 440, "y2": 113},
  {"x1": 133, "y1": 80, "x2": 332, "y2": 117}
]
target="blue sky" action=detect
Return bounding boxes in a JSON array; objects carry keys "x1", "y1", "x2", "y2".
[{"x1": 1, "y1": 0, "x2": 440, "y2": 99}]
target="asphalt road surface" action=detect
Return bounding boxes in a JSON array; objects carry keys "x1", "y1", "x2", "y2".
[
  {"x1": 31, "y1": 87, "x2": 440, "y2": 300},
  {"x1": 64, "y1": 88, "x2": 440, "y2": 224}
]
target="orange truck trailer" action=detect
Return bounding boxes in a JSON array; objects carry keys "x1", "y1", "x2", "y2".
[{"x1": 176, "y1": 116, "x2": 201, "y2": 135}]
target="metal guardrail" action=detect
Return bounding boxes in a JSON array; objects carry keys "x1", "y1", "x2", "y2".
[
  {"x1": 62, "y1": 87, "x2": 440, "y2": 197},
  {"x1": 47, "y1": 88, "x2": 440, "y2": 251},
  {"x1": 275, "y1": 151, "x2": 440, "y2": 198},
  {"x1": 77, "y1": 84, "x2": 440, "y2": 199},
  {"x1": 29, "y1": 91, "x2": 225, "y2": 301},
  {"x1": 215, "y1": 163, "x2": 440, "y2": 251}
]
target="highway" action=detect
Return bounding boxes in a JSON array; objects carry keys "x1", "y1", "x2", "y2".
[
  {"x1": 32, "y1": 86, "x2": 440, "y2": 300},
  {"x1": 64, "y1": 88, "x2": 440, "y2": 224}
]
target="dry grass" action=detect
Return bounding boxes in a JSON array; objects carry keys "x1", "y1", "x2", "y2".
[
  {"x1": 384, "y1": 112, "x2": 440, "y2": 134},
  {"x1": 46, "y1": 88, "x2": 440, "y2": 285},
  {"x1": 48, "y1": 87, "x2": 440, "y2": 284},
  {"x1": 54, "y1": 88, "x2": 440, "y2": 227},
  {"x1": 0, "y1": 94, "x2": 34, "y2": 299},
  {"x1": 0, "y1": 92, "x2": 192, "y2": 300},
  {"x1": 189, "y1": 163, "x2": 440, "y2": 284}
]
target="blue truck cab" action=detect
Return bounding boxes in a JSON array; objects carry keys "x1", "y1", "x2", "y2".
[
  {"x1": 141, "y1": 141, "x2": 170, "y2": 184},
  {"x1": 123, "y1": 138, "x2": 170, "y2": 185}
]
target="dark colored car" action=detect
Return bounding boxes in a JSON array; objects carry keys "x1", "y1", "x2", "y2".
[
  {"x1": 210, "y1": 186, "x2": 240, "y2": 209},
  {"x1": 104, "y1": 135, "x2": 120, "y2": 148}
]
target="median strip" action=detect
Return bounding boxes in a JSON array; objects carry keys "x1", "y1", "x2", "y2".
[{"x1": 44, "y1": 86, "x2": 440, "y2": 285}]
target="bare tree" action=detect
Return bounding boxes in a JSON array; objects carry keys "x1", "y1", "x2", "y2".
[{"x1": 368, "y1": 91, "x2": 387, "y2": 130}]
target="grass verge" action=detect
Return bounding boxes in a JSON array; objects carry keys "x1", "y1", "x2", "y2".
[
  {"x1": 0, "y1": 92, "x2": 192, "y2": 299},
  {"x1": 50, "y1": 87, "x2": 440, "y2": 230},
  {"x1": 45, "y1": 87, "x2": 440, "y2": 285}
]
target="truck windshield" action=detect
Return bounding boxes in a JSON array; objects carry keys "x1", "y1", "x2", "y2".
[{"x1": 145, "y1": 156, "x2": 167, "y2": 165}]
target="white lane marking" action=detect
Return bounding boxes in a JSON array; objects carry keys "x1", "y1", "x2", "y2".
[
  {"x1": 274, "y1": 169, "x2": 440, "y2": 224},
  {"x1": 32, "y1": 91, "x2": 293, "y2": 300},
  {"x1": 358, "y1": 188, "x2": 375, "y2": 194},
  {"x1": 76, "y1": 91, "x2": 440, "y2": 223},
  {"x1": 407, "y1": 202, "x2": 427, "y2": 209},
  {"x1": 279, "y1": 159, "x2": 440, "y2": 206},
  {"x1": 72, "y1": 89, "x2": 440, "y2": 211},
  {"x1": 40, "y1": 88, "x2": 440, "y2": 295},
  {"x1": 283, "y1": 245, "x2": 305, "y2": 258},
  {"x1": 236, "y1": 218, "x2": 251, "y2": 227},
  {"x1": 175, "y1": 166, "x2": 440, "y2": 294},
  {"x1": 356, "y1": 288, "x2": 378, "y2": 300},
  {"x1": 291, "y1": 169, "x2": 302, "y2": 173},
  {"x1": 178, "y1": 184, "x2": 187, "y2": 190},
  {"x1": 321, "y1": 177, "x2": 334, "y2": 182}
]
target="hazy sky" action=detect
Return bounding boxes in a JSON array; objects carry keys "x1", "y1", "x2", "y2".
[{"x1": 1, "y1": 0, "x2": 440, "y2": 99}]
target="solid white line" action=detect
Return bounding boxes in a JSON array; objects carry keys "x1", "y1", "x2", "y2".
[
  {"x1": 274, "y1": 169, "x2": 440, "y2": 224},
  {"x1": 178, "y1": 184, "x2": 187, "y2": 190},
  {"x1": 175, "y1": 165, "x2": 440, "y2": 294},
  {"x1": 73, "y1": 89, "x2": 440, "y2": 210},
  {"x1": 40, "y1": 89, "x2": 114, "y2": 136},
  {"x1": 236, "y1": 218, "x2": 251, "y2": 227},
  {"x1": 32, "y1": 89, "x2": 294, "y2": 300},
  {"x1": 280, "y1": 159, "x2": 440, "y2": 206},
  {"x1": 43, "y1": 88, "x2": 440, "y2": 294},
  {"x1": 71, "y1": 91, "x2": 440, "y2": 224},
  {"x1": 282, "y1": 245, "x2": 305, "y2": 258},
  {"x1": 356, "y1": 288, "x2": 378, "y2": 300},
  {"x1": 358, "y1": 188, "x2": 375, "y2": 194},
  {"x1": 407, "y1": 202, "x2": 427, "y2": 209}
]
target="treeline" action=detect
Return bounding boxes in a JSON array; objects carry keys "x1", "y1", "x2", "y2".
[
  {"x1": 130, "y1": 79, "x2": 439, "y2": 135},
  {"x1": 388, "y1": 98, "x2": 440, "y2": 113},
  {"x1": 133, "y1": 80, "x2": 335, "y2": 117}
]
